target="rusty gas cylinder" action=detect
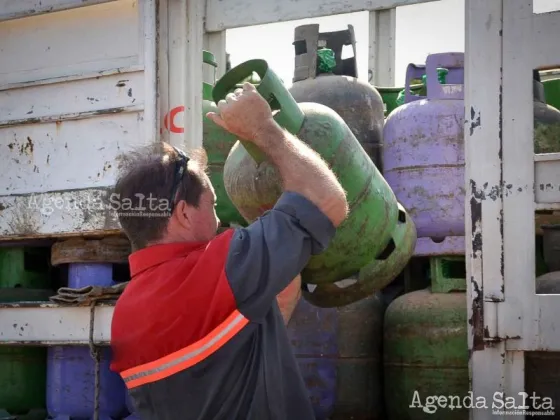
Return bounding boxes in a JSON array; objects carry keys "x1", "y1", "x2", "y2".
[
  {"x1": 288, "y1": 24, "x2": 385, "y2": 171},
  {"x1": 384, "y1": 256, "x2": 469, "y2": 420}
]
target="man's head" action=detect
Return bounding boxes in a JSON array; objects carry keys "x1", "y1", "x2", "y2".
[{"x1": 113, "y1": 142, "x2": 219, "y2": 250}]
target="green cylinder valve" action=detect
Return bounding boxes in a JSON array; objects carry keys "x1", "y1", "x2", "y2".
[{"x1": 317, "y1": 48, "x2": 336, "y2": 74}]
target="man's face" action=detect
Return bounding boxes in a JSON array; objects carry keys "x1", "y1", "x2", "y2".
[{"x1": 188, "y1": 176, "x2": 220, "y2": 241}]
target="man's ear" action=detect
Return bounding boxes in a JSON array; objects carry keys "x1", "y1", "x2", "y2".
[{"x1": 174, "y1": 200, "x2": 191, "y2": 229}]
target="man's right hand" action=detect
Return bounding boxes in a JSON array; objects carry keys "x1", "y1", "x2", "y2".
[
  {"x1": 206, "y1": 82, "x2": 277, "y2": 143},
  {"x1": 209, "y1": 78, "x2": 348, "y2": 229}
]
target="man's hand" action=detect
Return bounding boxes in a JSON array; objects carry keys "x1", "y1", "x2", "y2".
[{"x1": 206, "y1": 82, "x2": 277, "y2": 142}]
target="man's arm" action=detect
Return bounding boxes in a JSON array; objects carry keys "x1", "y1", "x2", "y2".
[
  {"x1": 253, "y1": 122, "x2": 348, "y2": 227},
  {"x1": 208, "y1": 83, "x2": 348, "y2": 321},
  {"x1": 225, "y1": 191, "x2": 333, "y2": 322}
]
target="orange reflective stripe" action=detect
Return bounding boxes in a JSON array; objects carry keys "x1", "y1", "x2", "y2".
[{"x1": 120, "y1": 310, "x2": 249, "y2": 389}]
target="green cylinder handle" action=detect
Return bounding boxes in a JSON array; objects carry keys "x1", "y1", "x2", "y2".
[
  {"x1": 213, "y1": 59, "x2": 305, "y2": 163},
  {"x1": 203, "y1": 50, "x2": 218, "y2": 68}
]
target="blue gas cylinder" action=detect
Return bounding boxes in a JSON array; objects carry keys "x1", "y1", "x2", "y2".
[
  {"x1": 46, "y1": 264, "x2": 127, "y2": 420},
  {"x1": 124, "y1": 393, "x2": 140, "y2": 420}
]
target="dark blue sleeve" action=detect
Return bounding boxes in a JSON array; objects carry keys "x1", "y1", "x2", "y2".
[{"x1": 225, "y1": 191, "x2": 336, "y2": 322}]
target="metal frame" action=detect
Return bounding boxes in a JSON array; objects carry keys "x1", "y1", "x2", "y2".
[
  {"x1": 204, "y1": 0, "x2": 434, "y2": 31},
  {"x1": 1, "y1": 4, "x2": 560, "y2": 420},
  {"x1": 465, "y1": 0, "x2": 560, "y2": 418}
]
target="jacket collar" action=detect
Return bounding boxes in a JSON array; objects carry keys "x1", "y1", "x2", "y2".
[{"x1": 129, "y1": 241, "x2": 208, "y2": 277}]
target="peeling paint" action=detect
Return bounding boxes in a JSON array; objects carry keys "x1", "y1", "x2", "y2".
[
  {"x1": 469, "y1": 106, "x2": 481, "y2": 135},
  {"x1": 469, "y1": 180, "x2": 483, "y2": 255},
  {"x1": 469, "y1": 276, "x2": 484, "y2": 351}
]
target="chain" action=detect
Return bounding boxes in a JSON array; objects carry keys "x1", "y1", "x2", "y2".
[{"x1": 89, "y1": 302, "x2": 101, "y2": 420}]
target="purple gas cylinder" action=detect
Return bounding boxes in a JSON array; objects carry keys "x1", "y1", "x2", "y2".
[
  {"x1": 46, "y1": 264, "x2": 127, "y2": 420},
  {"x1": 383, "y1": 52, "x2": 465, "y2": 256},
  {"x1": 124, "y1": 394, "x2": 139, "y2": 420},
  {"x1": 287, "y1": 295, "x2": 384, "y2": 420}
]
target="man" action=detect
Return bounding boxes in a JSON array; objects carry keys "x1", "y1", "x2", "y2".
[{"x1": 110, "y1": 82, "x2": 348, "y2": 419}]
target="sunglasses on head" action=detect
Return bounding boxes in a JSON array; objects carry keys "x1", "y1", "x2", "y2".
[{"x1": 168, "y1": 146, "x2": 190, "y2": 215}]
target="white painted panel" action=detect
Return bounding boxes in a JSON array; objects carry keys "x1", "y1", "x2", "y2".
[
  {"x1": 0, "y1": 303, "x2": 114, "y2": 345},
  {"x1": 0, "y1": 71, "x2": 144, "y2": 125},
  {"x1": 0, "y1": 0, "x2": 118, "y2": 22},
  {"x1": 1, "y1": 111, "x2": 146, "y2": 195},
  {"x1": 535, "y1": 153, "x2": 560, "y2": 207},
  {"x1": 163, "y1": 0, "x2": 204, "y2": 149},
  {"x1": 505, "y1": 295, "x2": 560, "y2": 351},
  {"x1": 205, "y1": 0, "x2": 437, "y2": 31},
  {"x1": 532, "y1": 10, "x2": 560, "y2": 69},
  {"x1": 0, "y1": 0, "x2": 116, "y2": 22},
  {"x1": 0, "y1": 0, "x2": 140, "y2": 86},
  {"x1": 0, "y1": 188, "x2": 121, "y2": 238},
  {"x1": 204, "y1": 31, "x2": 227, "y2": 79},
  {"x1": 533, "y1": 0, "x2": 560, "y2": 14},
  {"x1": 369, "y1": 9, "x2": 396, "y2": 86}
]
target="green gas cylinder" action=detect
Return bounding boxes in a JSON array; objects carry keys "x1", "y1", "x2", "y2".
[
  {"x1": 0, "y1": 247, "x2": 52, "y2": 417},
  {"x1": 213, "y1": 59, "x2": 416, "y2": 307},
  {"x1": 543, "y1": 77, "x2": 560, "y2": 110},
  {"x1": 303, "y1": 202, "x2": 417, "y2": 308},
  {"x1": 384, "y1": 256, "x2": 469, "y2": 420},
  {"x1": 533, "y1": 72, "x2": 560, "y2": 154},
  {"x1": 202, "y1": 51, "x2": 246, "y2": 227},
  {"x1": 377, "y1": 85, "x2": 422, "y2": 117}
]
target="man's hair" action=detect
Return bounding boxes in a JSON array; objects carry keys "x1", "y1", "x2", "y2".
[{"x1": 112, "y1": 142, "x2": 208, "y2": 250}]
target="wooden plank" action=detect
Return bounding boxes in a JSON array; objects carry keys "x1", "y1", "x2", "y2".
[
  {"x1": 165, "y1": 0, "x2": 204, "y2": 149},
  {"x1": 0, "y1": 111, "x2": 144, "y2": 196},
  {"x1": 0, "y1": 71, "x2": 145, "y2": 125},
  {"x1": 368, "y1": 9, "x2": 396, "y2": 86},
  {"x1": 535, "y1": 153, "x2": 560, "y2": 207},
  {"x1": 204, "y1": 31, "x2": 227, "y2": 79},
  {"x1": 464, "y1": 0, "x2": 504, "y2": 306},
  {"x1": 140, "y1": 0, "x2": 158, "y2": 144},
  {"x1": 0, "y1": 303, "x2": 115, "y2": 345},
  {"x1": 205, "y1": 0, "x2": 438, "y2": 31},
  {"x1": 507, "y1": 295, "x2": 560, "y2": 351},
  {"x1": 0, "y1": 0, "x2": 118, "y2": 22},
  {"x1": 532, "y1": 10, "x2": 560, "y2": 69},
  {"x1": 464, "y1": 1, "x2": 509, "y2": 418},
  {"x1": 501, "y1": 0, "x2": 537, "y2": 345},
  {"x1": 0, "y1": 188, "x2": 122, "y2": 239},
  {"x1": 0, "y1": 0, "x2": 140, "y2": 86},
  {"x1": 0, "y1": 66, "x2": 144, "y2": 92}
]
